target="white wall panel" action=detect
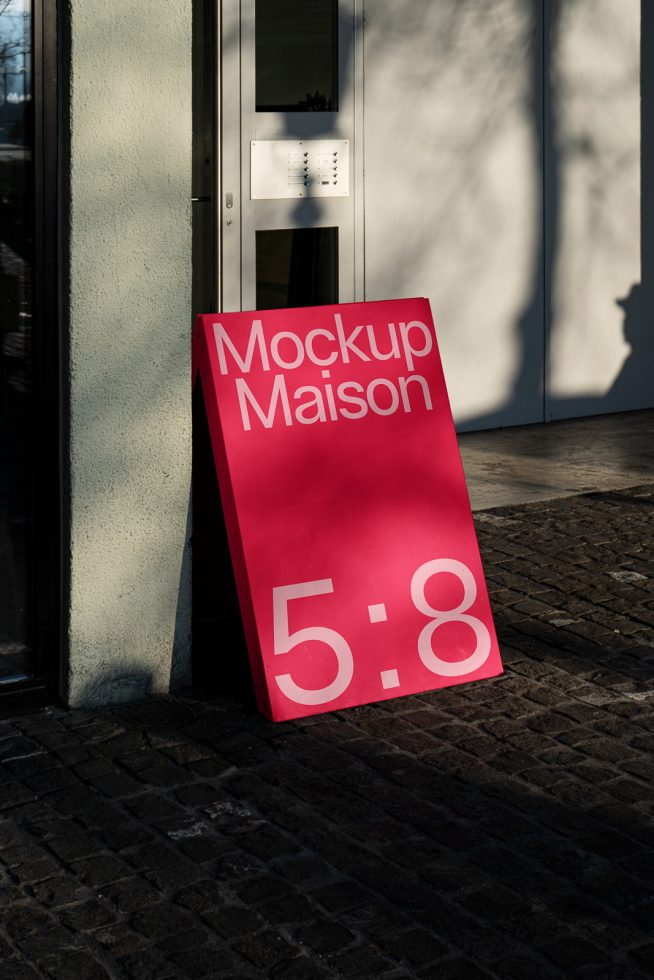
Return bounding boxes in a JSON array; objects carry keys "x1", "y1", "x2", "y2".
[
  {"x1": 547, "y1": 0, "x2": 642, "y2": 417},
  {"x1": 364, "y1": 0, "x2": 543, "y2": 429}
]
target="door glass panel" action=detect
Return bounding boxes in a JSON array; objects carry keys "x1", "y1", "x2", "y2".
[
  {"x1": 256, "y1": 228, "x2": 339, "y2": 309},
  {"x1": 256, "y1": 0, "x2": 338, "y2": 112},
  {"x1": 0, "y1": 0, "x2": 34, "y2": 681}
]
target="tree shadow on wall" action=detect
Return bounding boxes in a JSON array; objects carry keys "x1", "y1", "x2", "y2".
[{"x1": 460, "y1": 0, "x2": 651, "y2": 433}]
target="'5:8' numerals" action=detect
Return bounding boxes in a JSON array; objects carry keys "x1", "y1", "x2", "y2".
[{"x1": 272, "y1": 559, "x2": 491, "y2": 706}]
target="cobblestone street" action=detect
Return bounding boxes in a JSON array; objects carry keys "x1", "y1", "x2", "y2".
[{"x1": 1, "y1": 484, "x2": 653, "y2": 978}]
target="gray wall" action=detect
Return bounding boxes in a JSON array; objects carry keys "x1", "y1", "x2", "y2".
[{"x1": 65, "y1": 0, "x2": 193, "y2": 706}]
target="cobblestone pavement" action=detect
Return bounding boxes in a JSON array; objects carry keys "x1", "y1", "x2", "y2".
[{"x1": 1, "y1": 486, "x2": 654, "y2": 979}]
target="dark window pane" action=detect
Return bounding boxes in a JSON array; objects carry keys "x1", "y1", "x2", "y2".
[
  {"x1": 256, "y1": 0, "x2": 338, "y2": 112},
  {"x1": 256, "y1": 228, "x2": 338, "y2": 310},
  {"x1": 0, "y1": 0, "x2": 34, "y2": 681}
]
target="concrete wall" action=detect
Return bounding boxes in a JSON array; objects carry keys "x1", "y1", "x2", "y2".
[{"x1": 65, "y1": 0, "x2": 192, "y2": 706}]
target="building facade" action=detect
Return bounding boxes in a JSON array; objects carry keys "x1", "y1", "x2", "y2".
[{"x1": 0, "y1": 0, "x2": 651, "y2": 708}]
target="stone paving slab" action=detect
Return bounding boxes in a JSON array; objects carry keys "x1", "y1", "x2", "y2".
[
  {"x1": 1, "y1": 485, "x2": 654, "y2": 978},
  {"x1": 460, "y1": 409, "x2": 654, "y2": 510}
]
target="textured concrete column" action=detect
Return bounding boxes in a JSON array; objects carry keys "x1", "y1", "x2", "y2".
[{"x1": 65, "y1": 0, "x2": 192, "y2": 705}]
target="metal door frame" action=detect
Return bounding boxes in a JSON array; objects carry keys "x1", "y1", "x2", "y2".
[{"x1": 217, "y1": 0, "x2": 364, "y2": 313}]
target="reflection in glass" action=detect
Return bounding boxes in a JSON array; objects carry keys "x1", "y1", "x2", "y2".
[
  {"x1": 256, "y1": 0, "x2": 338, "y2": 112},
  {"x1": 0, "y1": 0, "x2": 33, "y2": 680},
  {"x1": 256, "y1": 228, "x2": 339, "y2": 309}
]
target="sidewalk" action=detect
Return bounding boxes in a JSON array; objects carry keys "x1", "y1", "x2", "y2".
[
  {"x1": 460, "y1": 409, "x2": 654, "y2": 511},
  {"x1": 1, "y1": 482, "x2": 653, "y2": 977}
]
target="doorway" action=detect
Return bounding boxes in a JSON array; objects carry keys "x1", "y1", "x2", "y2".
[{"x1": 192, "y1": 0, "x2": 362, "y2": 693}]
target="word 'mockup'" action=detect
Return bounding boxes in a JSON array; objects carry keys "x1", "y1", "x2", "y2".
[{"x1": 213, "y1": 313, "x2": 436, "y2": 431}]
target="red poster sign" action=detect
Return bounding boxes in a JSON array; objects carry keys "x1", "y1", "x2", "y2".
[{"x1": 194, "y1": 299, "x2": 502, "y2": 721}]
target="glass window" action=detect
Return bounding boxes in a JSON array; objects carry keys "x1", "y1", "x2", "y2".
[
  {"x1": 256, "y1": 0, "x2": 338, "y2": 112},
  {"x1": 256, "y1": 228, "x2": 339, "y2": 309},
  {"x1": 0, "y1": 0, "x2": 33, "y2": 682}
]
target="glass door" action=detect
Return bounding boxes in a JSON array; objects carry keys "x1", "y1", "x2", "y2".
[
  {"x1": 220, "y1": 0, "x2": 362, "y2": 313},
  {"x1": 0, "y1": 0, "x2": 35, "y2": 683},
  {"x1": 0, "y1": 0, "x2": 58, "y2": 701}
]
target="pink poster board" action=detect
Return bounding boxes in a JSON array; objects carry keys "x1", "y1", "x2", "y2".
[{"x1": 194, "y1": 299, "x2": 503, "y2": 721}]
